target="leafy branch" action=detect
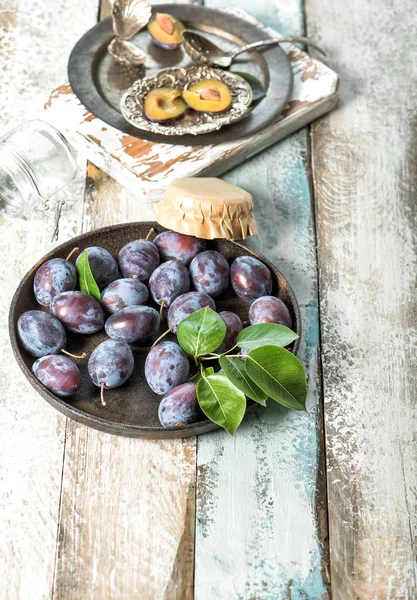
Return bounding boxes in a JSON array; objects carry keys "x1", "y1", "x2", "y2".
[{"x1": 176, "y1": 307, "x2": 307, "y2": 435}]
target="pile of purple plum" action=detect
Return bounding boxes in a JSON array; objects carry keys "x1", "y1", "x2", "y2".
[{"x1": 17, "y1": 229, "x2": 293, "y2": 428}]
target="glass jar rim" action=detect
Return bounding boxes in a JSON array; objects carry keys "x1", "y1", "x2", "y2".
[{"x1": 0, "y1": 120, "x2": 78, "y2": 200}]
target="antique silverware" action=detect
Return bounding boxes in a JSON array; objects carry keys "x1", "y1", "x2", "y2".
[
  {"x1": 107, "y1": 38, "x2": 147, "y2": 66},
  {"x1": 120, "y1": 65, "x2": 253, "y2": 136},
  {"x1": 182, "y1": 30, "x2": 326, "y2": 69},
  {"x1": 108, "y1": 0, "x2": 151, "y2": 66},
  {"x1": 69, "y1": 4, "x2": 293, "y2": 145}
]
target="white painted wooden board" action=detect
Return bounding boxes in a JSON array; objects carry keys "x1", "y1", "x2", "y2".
[
  {"x1": 52, "y1": 165, "x2": 198, "y2": 600},
  {"x1": 307, "y1": 0, "x2": 417, "y2": 597},
  {"x1": 0, "y1": 1, "x2": 98, "y2": 599},
  {"x1": 194, "y1": 0, "x2": 329, "y2": 597},
  {"x1": 44, "y1": 6, "x2": 339, "y2": 199},
  {"x1": 51, "y1": 3, "x2": 198, "y2": 599}
]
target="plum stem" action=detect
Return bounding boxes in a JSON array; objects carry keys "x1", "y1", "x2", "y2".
[
  {"x1": 199, "y1": 353, "x2": 221, "y2": 360},
  {"x1": 221, "y1": 344, "x2": 238, "y2": 355},
  {"x1": 100, "y1": 382, "x2": 106, "y2": 407},
  {"x1": 159, "y1": 299, "x2": 167, "y2": 316},
  {"x1": 145, "y1": 227, "x2": 155, "y2": 241},
  {"x1": 65, "y1": 247, "x2": 79, "y2": 262},
  {"x1": 151, "y1": 327, "x2": 173, "y2": 348},
  {"x1": 61, "y1": 348, "x2": 87, "y2": 360}
]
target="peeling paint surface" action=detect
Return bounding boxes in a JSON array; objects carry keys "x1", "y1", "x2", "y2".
[
  {"x1": 194, "y1": 8, "x2": 329, "y2": 588},
  {"x1": 309, "y1": 0, "x2": 417, "y2": 595},
  {"x1": 0, "y1": 1, "x2": 98, "y2": 599}
]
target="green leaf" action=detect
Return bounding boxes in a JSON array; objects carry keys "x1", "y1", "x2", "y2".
[
  {"x1": 197, "y1": 373, "x2": 246, "y2": 435},
  {"x1": 76, "y1": 250, "x2": 100, "y2": 301},
  {"x1": 177, "y1": 307, "x2": 226, "y2": 357},
  {"x1": 232, "y1": 71, "x2": 266, "y2": 102},
  {"x1": 237, "y1": 323, "x2": 298, "y2": 352},
  {"x1": 189, "y1": 367, "x2": 214, "y2": 384},
  {"x1": 219, "y1": 355, "x2": 267, "y2": 405},
  {"x1": 245, "y1": 346, "x2": 307, "y2": 411}
]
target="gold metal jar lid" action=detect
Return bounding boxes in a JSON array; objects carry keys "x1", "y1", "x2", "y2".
[{"x1": 155, "y1": 177, "x2": 258, "y2": 240}]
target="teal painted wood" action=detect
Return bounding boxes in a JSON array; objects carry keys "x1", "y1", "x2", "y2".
[{"x1": 194, "y1": 2, "x2": 329, "y2": 598}]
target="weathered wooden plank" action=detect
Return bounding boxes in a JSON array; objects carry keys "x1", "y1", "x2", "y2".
[
  {"x1": 52, "y1": 2, "x2": 197, "y2": 598},
  {"x1": 0, "y1": 1, "x2": 98, "y2": 599},
  {"x1": 307, "y1": 0, "x2": 417, "y2": 597},
  {"x1": 54, "y1": 415, "x2": 196, "y2": 599},
  {"x1": 52, "y1": 167, "x2": 197, "y2": 600},
  {"x1": 194, "y1": 1, "x2": 329, "y2": 598}
]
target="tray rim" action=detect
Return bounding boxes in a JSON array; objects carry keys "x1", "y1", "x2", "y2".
[
  {"x1": 9, "y1": 222, "x2": 302, "y2": 439},
  {"x1": 67, "y1": 3, "x2": 293, "y2": 146}
]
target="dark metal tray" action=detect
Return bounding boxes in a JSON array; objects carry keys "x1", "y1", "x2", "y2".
[
  {"x1": 68, "y1": 4, "x2": 293, "y2": 146},
  {"x1": 9, "y1": 223, "x2": 301, "y2": 439}
]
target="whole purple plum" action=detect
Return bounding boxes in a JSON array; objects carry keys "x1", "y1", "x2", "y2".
[
  {"x1": 230, "y1": 256, "x2": 272, "y2": 303},
  {"x1": 32, "y1": 355, "x2": 80, "y2": 397},
  {"x1": 216, "y1": 311, "x2": 243, "y2": 353},
  {"x1": 145, "y1": 341, "x2": 189, "y2": 395},
  {"x1": 17, "y1": 310, "x2": 66, "y2": 357},
  {"x1": 50, "y1": 291, "x2": 105, "y2": 334},
  {"x1": 153, "y1": 231, "x2": 206, "y2": 265},
  {"x1": 34, "y1": 258, "x2": 77, "y2": 307},
  {"x1": 105, "y1": 305, "x2": 160, "y2": 344},
  {"x1": 118, "y1": 239, "x2": 159, "y2": 281},
  {"x1": 190, "y1": 250, "x2": 230, "y2": 297},
  {"x1": 158, "y1": 382, "x2": 200, "y2": 427},
  {"x1": 76, "y1": 246, "x2": 120, "y2": 290},
  {"x1": 167, "y1": 292, "x2": 216, "y2": 333},
  {"x1": 88, "y1": 339, "x2": 134, "y2": 390},
  {"x1": 100, "y1": 278, "x2": 149, "y2": 314},
  {"x1": 248, "y1": 296, "x2": 292, "y2": 329},
  {"x1": 149, "y1": 260, "x2": 190, "y2": 308}
]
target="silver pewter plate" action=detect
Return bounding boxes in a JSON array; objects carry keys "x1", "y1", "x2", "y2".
[
  {"x1": 68, "y1": 4, "x2": 293, "y2": 146},
  {"x1": 120, "y1": 66, "x2": 253, "y2": 136}
]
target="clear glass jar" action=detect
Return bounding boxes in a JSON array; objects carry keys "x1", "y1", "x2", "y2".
[{"x1": 0, "y1": 119, "x2": 78, "y2": 218}]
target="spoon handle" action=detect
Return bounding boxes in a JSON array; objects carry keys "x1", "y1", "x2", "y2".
[{"x1": 229, "y1": 36, "x2": 326, "y2": 58}]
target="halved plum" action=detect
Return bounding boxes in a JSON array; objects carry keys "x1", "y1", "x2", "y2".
[
  {"x1": 144, "y1": 87, "x2": 187, "y2": 123},
  {"x1": 182, "y1": 80, "x2": 232, "y2": 113},
  {"x1": 148, "y1": 13, "x2": 185, "y2": 50}
]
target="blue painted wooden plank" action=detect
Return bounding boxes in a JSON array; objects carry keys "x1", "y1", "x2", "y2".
[{"x1": 194, "y1": 2, "x2": 329, "y2": 598}]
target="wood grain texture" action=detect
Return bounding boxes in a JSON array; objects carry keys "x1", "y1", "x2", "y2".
[
  {"x1": 307, "y1": 0, "x2": 417, "y2": 597},
  {"x1": 0, "y1": 1, "x2": 98, "y2": 599},
  {"x1": 54, "y1": 423, "x2": 196, "y2": 599},
  {"x1": 194, "y1": 1, "x2": 329, "y2": 598},
  {"x1": 52, "y1": 161, "x2": 197, "y2": 600},
  {"x1": 51, "y1": 3, "x2": 197, "y2": 598}
]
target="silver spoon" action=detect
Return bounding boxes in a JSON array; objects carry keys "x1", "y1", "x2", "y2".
[{"x1": 182, "y1": 30, "x2": 326, "y2": 69}]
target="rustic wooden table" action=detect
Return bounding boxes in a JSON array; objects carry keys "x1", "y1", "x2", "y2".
[{"x1": 1, "y1": 0, "x2": 416, "y2": 598}]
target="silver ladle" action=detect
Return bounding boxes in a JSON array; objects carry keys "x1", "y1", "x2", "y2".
[{"x1": 182, "y1": 30, "x2": 326, "y2": 69}]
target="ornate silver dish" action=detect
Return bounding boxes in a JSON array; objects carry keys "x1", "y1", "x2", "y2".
[
  {"x1": 120, "y1": 66, "x2": 253, "y2": 136},
  {"x1": 68, "y1": 4, "x2": 293, "y2": 146}
]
